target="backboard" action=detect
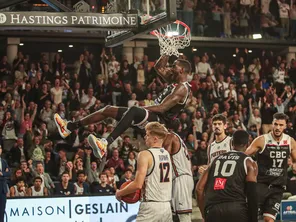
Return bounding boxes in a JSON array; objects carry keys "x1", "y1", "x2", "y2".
[{"x1": 105, "y1": 0, "x2": 176, "y2": 47}]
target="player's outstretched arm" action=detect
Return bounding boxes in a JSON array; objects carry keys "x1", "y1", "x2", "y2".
[
  {"x1": 290, "y1": 138, "x2": 296, "y2": 162},
  {"x1": 245, "y1": 159, "x2": 258, "y2": 222},
  {"x1": 154, "y1": 55, "x2": 173, "y2": 83},
  {"x1": 115, "y1": 151, "x2": 150, "y2": 200},
  {"x1": 196, "y1": 167, "x2": 210, "y2": 220},
  {"x1": 145, "y1": 84, "x2": 187, "y2": 113},
  {"x1": 245, "y1": 136, "x2": 264, "y2": 156}
]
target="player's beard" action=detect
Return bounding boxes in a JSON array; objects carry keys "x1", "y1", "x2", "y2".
[
  {"x1": 214, "y1": 129, "x2": 222, "y2": 136},
  {"x1": 273, "y1": 129, "x2": 283, "y2": 138}
]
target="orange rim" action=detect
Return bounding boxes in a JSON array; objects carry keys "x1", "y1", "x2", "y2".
[{"x1": 150, "y1": 20, "x2": 191, "y2": 39}]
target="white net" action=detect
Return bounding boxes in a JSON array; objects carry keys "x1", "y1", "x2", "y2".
[{"x1": 152, "y1": 21, "x2": 191, "y2": 57}]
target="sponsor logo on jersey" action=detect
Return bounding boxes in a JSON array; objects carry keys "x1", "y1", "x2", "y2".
[{"x1": 214, "y1": 178, "x2": 227, "y2": 190}]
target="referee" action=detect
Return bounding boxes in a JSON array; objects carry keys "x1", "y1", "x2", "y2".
[{"x1": 0, "y1": 145, "x2": 10, "y2": 222}]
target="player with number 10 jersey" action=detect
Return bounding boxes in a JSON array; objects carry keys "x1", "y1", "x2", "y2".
[{"x1": 196, "y1": 130, "x2": 258, "y2": 222}]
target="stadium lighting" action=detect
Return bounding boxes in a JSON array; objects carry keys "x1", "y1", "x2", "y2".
[
  {"x1": 179, "y1": 53, "x2": 184, "y2": 55},
  {"x1": 58, "y1": 50, "x2": 62, "y2": 52},
  {"x1": 192, "y1": 48, "x2": 197, "y2": 52},
  {"x1": 248, "y1": 50, "x2": 252, "y2": 53},
  {"x1": 233, "y1": 54, "x2": 236, "y2": 57},
  {"x1": 19, "y1": 43, "x2": 24, "y2": 46},
  {"x1": 69, "y1": 45, "x2": 73, "y2": 48},
  {"x1": 166, "y1": 31, "x2": 179, "y2": 37},
  {"x1": 253, "y1": 34, "x2": 262, "y2": 39}
]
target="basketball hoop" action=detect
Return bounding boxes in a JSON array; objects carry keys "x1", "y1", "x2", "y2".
[{"x1": 150, "y1": 20, "x2": 191, "y2": 57}]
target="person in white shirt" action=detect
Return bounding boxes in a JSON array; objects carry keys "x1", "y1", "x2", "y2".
[
  {"x1": 10, "y1": 177, "x2": 27, "y2": 197},
  {"x1": 213, "y1": 74, "x2": 229, "y2": 99},
  {"x1": 278, "y1": 0, "x2": 290, "y2": 37},
  {"x1": 128, "y1": 93, "x2": 139, "y2": 108},
  {"x1": 262, "y1": 0, "x2": 271, "y2": 14},
  {"x1": 197, "y1": 56, "x2": 212, "y2": 80},
  {"x1": 50, "y1": 79, "x2": 70, "y2": 107},
  {"x1": 80, "y1": 88, "x2": 96, "y2": 110},
  {"x1": 108, "y1": 56, "x2": 120, "y2": 78},
  {"x1": 224, "y1": 83, "x2": 237, "y2": 102},
  {"x1": 247, "y1": 58, "x2": 261, "y2": 80},
  {"x1": 273, "y1": 62, "x2": 286, "y2": 90},
  {"x1": 28, "y1": 176, "x2": 48, "y2": 196}
]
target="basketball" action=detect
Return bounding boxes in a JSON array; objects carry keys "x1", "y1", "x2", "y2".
[{"x1": 120, "y1": 181, "x2": 141, "y2": 204}]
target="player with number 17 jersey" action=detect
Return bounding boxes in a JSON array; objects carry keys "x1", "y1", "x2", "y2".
[
  {"x1": 245, "y1": 113, "x2": 296, "y2": 222},
  {"x1": 257, "y1": 133, "x2": 291, "y2": 185}
]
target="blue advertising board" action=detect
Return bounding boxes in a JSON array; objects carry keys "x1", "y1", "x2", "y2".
[{"x1": 281, "y1": 200, "x2": 296, "y2": 221}]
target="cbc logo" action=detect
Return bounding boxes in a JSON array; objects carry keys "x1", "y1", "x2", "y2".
[{"x1": 0, "y1": 13, "x2": 7, "y2": 24}]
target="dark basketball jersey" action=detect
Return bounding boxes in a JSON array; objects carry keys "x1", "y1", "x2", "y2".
[
  {"x1": 257, "y1": 133, "x2": 291, "y2": 186},
  {"x1": 205, "y1": 151, "x2": 252, "y2": 209},
  {"x1": 154, "y1": 82, "x2": 191, "y2": 122}
]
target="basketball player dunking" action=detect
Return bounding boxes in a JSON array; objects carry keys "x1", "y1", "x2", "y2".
[
  {"x1": 196, "y1": 130, "x2": 258, "y2": 222},
  {"x1": 199, "y1": 114, "x2": 232, "y2": 174},
  {"x1": 54, "y1": 55, "x2": 191, "y2": 158},
  {"x1": 163, "y1": 131, "x2": 194, "y2": 222},
  {"x1": 116, "y1": 122, "x2": 173, "y2": 222},
  {"x1": 245, "y1": 113, "x2": 296, "y2": 222}
]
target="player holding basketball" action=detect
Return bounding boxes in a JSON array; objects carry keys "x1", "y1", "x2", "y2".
[
  {"x1": 196, "y1": 130, "x2": 258, "y2": 222},
  {"x1": 163, "y1": 131, "x2": 193, "y2": 222},
  {"x1": 116, "y1": 122, "x2": 172, "y2": 222},
  {"x1": 245, "y1": 112, "x2": 296, "y2": 222},
  {"x1": 199, "y1": 114, "x2": 232, "y2": 174},
  {"x1": 54, "y1": 55, "x2": 191, "y2": 158}
]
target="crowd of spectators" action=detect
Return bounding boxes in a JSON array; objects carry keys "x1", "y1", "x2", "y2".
[
  {"x1": 129, "y1": 0, "x2": 296, "y2": 40},
  {"x1": 1, "y1": 45, "x2": 296, "y2": 198}
]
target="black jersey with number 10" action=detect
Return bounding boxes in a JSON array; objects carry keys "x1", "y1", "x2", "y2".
[{"x1": 205, "y1": 151, "x2": 252, "y2": 209}]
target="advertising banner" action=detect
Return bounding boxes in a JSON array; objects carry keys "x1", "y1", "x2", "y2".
[
  {"x1": 281, "y1": 200, "x2": 296, "y2": 221},
  {"x1": 5, "y1": 195, "x2": 140, "y2": 222},
  {"x1": 0, "y1": 12, "x2": 138, "y2": 29}
]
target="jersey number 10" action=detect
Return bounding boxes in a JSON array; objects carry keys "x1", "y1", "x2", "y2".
[
  {"x1": 159, "y1": 162, "x2": 170, "y2": 182},
  {"x1": 214, "y1": 160, "x2": 237, "y2": 177}
]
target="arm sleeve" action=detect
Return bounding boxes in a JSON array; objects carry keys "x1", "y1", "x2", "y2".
[{"x1": 246, "y1": 181, "x2": 258, "y2": 222}]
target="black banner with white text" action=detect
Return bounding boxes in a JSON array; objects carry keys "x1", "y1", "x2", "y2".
[{"x1": 0, "y1": 12, "x2": 138, "y2": 29}]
